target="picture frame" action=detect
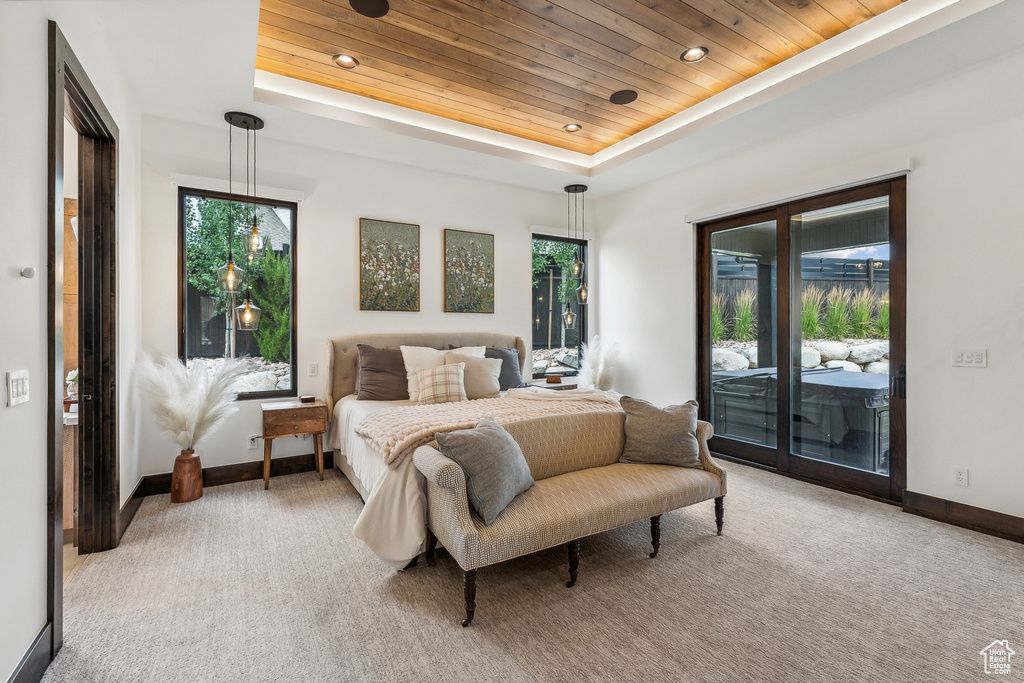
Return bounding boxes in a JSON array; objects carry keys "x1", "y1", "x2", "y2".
[
  {"x1": 444, "y1": 228, "x2": 494, "y2": 313},
  {"x1": 359, "y1": 218, "x2": 420, "y2": 312}
]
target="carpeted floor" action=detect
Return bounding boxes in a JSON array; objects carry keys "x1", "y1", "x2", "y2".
[{"x1": 44, "y1": 463, "x2": 1022, "y2": 682}]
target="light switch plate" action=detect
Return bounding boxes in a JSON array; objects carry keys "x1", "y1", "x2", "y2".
[
  {"x1": 953, "y1": 349, "x2": 987, "y2": 367},
  {"x1": 7, "y1": 370, "x2": 29, "y2": 406}
]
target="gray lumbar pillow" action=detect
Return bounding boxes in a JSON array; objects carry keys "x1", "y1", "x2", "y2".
[
  {"x1": 618, "y1": 397, "x2": 702, "y2": 468},
  {"x1": 435, "y1": 418, "x2": 534, "y2": 525}
]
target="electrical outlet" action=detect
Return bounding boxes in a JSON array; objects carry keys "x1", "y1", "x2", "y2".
[
  {"x1": 248, "y1": 434, "x2": 259, "y2": 450},
  {"x1": 954, "y1": 467, "x2": 969, "y2": 487},
  {"x1": 308, "y1": 362, "x2": 318, "y2": 377}
]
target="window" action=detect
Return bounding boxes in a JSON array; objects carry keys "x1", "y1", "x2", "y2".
[
  {"x1": 531, "y1": 234, "x2": 587, "y2": 379},
  {"x1": 179, "y1": 187, "x2": 297, "y2": 399}
]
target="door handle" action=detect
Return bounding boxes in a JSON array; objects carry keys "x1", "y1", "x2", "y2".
[
  {"x1": 83, "y1": 393, "x2": 93, "y2": 401},
  {"x1": 890, "y1": 365, "x2": 906, "y2": 400}
]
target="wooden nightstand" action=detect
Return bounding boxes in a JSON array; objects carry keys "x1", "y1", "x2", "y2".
[{"x1": 260, "y1": 400, "x2": 328, "y2": 490}]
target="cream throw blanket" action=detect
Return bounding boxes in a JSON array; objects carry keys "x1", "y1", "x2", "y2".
[{"x1": 356, "y1": 391, "x2": 623, "y2": 468}]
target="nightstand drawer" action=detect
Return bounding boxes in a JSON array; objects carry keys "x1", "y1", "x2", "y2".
[{"x1": 261, "y1": 404, "x2": 327, "y2": 439}]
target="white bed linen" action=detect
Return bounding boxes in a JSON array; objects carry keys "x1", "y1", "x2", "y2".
[{"x1": 330, "y1": 395, "x2": 427, "y2": 570}]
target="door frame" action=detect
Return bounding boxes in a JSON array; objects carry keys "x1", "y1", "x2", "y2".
[
  {"x1": 46, "y1": 20, "x2": 121, "y2": 661},
  {"x1": 696, "y1": 177, "x2": 906, "y2": 502}
]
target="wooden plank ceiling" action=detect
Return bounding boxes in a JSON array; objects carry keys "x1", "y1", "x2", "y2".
[{"x1": 257, "y1": 0, "x2": 903, "y2": 155}]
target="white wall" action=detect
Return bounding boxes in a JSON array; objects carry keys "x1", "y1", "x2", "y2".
[
  {"x1": 595, "y1": 6, "x2": 1024, "y2": 518},
  {"x1": 0, "y1": 2, "x2": 143, "y2": 679},
  {"x1": 139, "y1": 115, "x2": 564, "y2": 473}
]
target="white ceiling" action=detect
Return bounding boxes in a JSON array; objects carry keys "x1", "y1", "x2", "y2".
[{"x1": 90, "y1": 0, "x2": 1019, "y2": 198}]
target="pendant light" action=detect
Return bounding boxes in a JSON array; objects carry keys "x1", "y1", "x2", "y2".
[
  {"x1": 217, "y1": 116, "x2": 244, "y2": 294},
  {"x1": 235, "y1": 287, "x2": 262, "y2": 331},
  {"x1": 244, "y1": 120, "x2": 267, "y2": 262},
  {"x1": 564, "y1": 184, "x2": 589, "y2": 305},
  {"x1": 221, "y1": 112, "x2": 265, "y2": 331},
  {"x1": 562, "y1": 303, "x2": 576, "y2": 329}
]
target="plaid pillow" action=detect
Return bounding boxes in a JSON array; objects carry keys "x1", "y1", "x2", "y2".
[{"x1": 415, "y1": 363, "x2": 467, "y2": 405}]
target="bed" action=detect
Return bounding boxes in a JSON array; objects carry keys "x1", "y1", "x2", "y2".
[{"x1": 324, "y1": 333, "x2": 528, "y2": 569}]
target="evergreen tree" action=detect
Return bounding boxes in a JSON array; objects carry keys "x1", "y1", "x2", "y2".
[{"x1": 253, "y1": 249, "x2": 291, "y2": 363}]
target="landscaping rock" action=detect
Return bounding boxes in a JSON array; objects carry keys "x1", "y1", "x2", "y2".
[
  {"x1": 560, "y1": 353, "x2": 579, "y2": 369},
  {"x1": 809, "y1": 340, "x2": 850, "y2": 362},
  {"x1": 741, "y1": 347, "x2": 759, "y2": 369},
  {"x1": 234, "y1": 371, "x2": 279, "y2": 393},
  {"x1": 801, "y1": 347, "x2": 821, "y2": 369},
  {"x1": 848, "y1": 343, "x2": 886, "y2": 364},
  {"x1": 825, "y1": 360, "x2": 862, "y2": 372},
  {"x1": 712, "y1": 348, "x2": 749, "y2": 371},
  {"x1": 532, "y1": 361, "x2": 548, "y2": 376},
  {"x1": 863, "y1": 361, "x2": 889, "y2": 375}
]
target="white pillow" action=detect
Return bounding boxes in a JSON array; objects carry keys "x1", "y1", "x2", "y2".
[
  {"x1": 416, "y1": 363, "x2": 467, "y2": 405},
  {"x1": 446, "y1": 354, "x2": 501, "y2": 399},
  {"x1": 401, "y1": 345, "x2": 448, "y2": 401},
  {"x1": 447, "y1": 346, "x2": 486, "y2": 359}
]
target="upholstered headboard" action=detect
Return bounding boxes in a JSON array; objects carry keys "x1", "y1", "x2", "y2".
[{"x1": 324, "y1": 333, "x2": 527, "y2": 412}]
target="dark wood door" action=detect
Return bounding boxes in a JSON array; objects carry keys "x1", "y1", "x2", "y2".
[{"x1": 698, "y1": 178, "x2": 906, "y2": 502}]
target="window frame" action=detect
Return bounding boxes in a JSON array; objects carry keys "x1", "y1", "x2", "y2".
[
  {"x1": 177, "y1": 186, "x2": 299, "y2": 401},
  {"x1": 531, "y1": 232, "x2": 589, "y2": 379}
]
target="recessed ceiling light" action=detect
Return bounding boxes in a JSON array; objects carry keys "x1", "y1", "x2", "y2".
[
  {"x1": 349, "y1": 0, "x2": 390, "y2": 18},
  {"x1": 333, "y1": 54, "x2": 359, "y2": 69},
  {"x1": 563, "y1": 123, "x2": 582, "y2": 133},
  {"x1": 609, "y1": 90, "x2": 638, "y2": 105},
  {"x1": 681, "y1": 47, "x2": 709, "y2": 63}
]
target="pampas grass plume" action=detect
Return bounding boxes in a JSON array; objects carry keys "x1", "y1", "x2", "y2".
[
  {"x1": 136, "y1": 353, "x2": 248, "y2": 451},
  {"x1": 578, "y1": 335, "x2": 618, "y2": 391}
]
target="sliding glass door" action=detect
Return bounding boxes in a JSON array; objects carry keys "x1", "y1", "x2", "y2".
[{"x1": 698, "y1": 179, "x2": 905, "y2": 500}]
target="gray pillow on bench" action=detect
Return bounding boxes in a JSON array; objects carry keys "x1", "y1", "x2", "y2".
[
  {"x1": 618, "y1": 397, "x2": 702, "y2": 468},
  {"x1": 435, "y1": 418, "x2": 534, "y2": 525}
]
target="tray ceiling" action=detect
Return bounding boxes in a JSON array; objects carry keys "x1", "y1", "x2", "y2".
[{"x1": 257, "y1": 0, "x2": 904, "y2": 156}]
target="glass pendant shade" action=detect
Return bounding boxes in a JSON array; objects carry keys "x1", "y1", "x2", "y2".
[
  {"x1": 576, "y1": 281, "x2": 589, "y2": 305},
  {"x1": 571, "y1": 256, "x2": 584, "y2": 279},
  {"x1": 562, "y1": 304, "x2": 576, "y2": 328},
  {"x1": 245, "y1": 216, "x2": 267, "y2": 258},
  {"x1": 235, "y1": 291, "x2": 261, "y2": 331},
  {"x1": 217, "y1": 257, "x2": 245, "y2": 294}
]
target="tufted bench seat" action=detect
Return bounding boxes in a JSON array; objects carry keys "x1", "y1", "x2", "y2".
[{"x1": 413, "y1": 409, "x2": 726, "y2": 625}]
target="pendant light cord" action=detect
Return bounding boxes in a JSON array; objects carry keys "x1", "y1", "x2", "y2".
[{"x1": 227, "y1": 119, "x2": 233, "y2": 260}]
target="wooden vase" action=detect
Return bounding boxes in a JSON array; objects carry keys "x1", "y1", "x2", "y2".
[{"x1": 171, "y1": 449, "x2": 203, "y2": 503}]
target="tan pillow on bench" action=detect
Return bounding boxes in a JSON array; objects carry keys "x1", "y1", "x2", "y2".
[{"x1": 618, "y1": 397, "x2": 702, "y2": 468}]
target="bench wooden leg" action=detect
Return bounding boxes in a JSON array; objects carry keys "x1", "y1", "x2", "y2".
[
  {"x1": 649, "y1": 515, "x2": 661, "y2": 558},
  {"x1": 566, "y1": 539, "x2": 581, "y2": 588},
  {"x1": 715, "y1": 496, "x2": 725, "y2": 536},
  {"x1": 462, "y1": 569, "x2": 477, "y2": 627},
  {"x1": 426, "y1": 529, "x2": 438, "y2": 567}
]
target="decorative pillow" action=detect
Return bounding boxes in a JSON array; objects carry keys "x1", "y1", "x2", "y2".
[
  {"x1": 618, "y1": 397, "x2": 702, "y2": 468},
  {"x1": 355, "y1": 345, "x2": 409, "y2": 401},
  {"x1": 446, "y1": 354, "x2": 502, "y2": 399},
  {"x1": 415, "y1": 363, "x2": 468, "y2": 405},
  {"x1": 484, "y1": 347, "x2": 527, "y2": 390},
  {"x1": 435, "y1": 418, "x2": 534, "y2": 525},
  {"x1": 447, "y1": 345, "x2": 486, "y2": 358},
  {"x1": 401, "y1": 345, "x2": 448, "y2": 402}
]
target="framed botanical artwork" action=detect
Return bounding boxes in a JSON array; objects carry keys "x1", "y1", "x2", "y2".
[
  {"x1": 444, "y1": 229, "x2": 494, "y2": 313},
  {"x1": 360, "y1": 218, "x2": 420, "y2": 311}
]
